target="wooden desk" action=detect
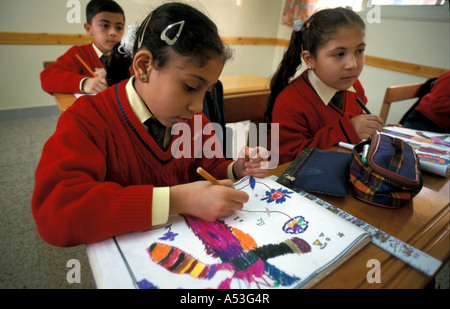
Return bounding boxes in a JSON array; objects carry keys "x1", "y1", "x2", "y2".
[
  {"x1": 51, "y1": 75, "x2": 271, "y2": 119},
  {"x1": 221, "y1": 75, "x2": 270, "y2": 123},
  {"x1": 52, "y1": 92, "x2": 78, "y2": 113},
  {"x1": 85, "y1": 145, "x2": 448, "y2": 289},
  {"x1": 268, "y1": 147, "x2": 449, "y2": 289}
]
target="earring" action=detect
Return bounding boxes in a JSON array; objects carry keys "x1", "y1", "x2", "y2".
[{"x1": 140, "y1": 74, "x2": 148, "y2": 82}]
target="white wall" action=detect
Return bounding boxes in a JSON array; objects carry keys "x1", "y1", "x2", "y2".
[
  {"x1": 0, "y1": 0, "x2": 449, "y2": 124},
  {"x1": 0, "y1": 0, "x2": 283, "y2": 111},
  {"x1": 359, "y1": 4, "x2": 450, "y2": 124}
]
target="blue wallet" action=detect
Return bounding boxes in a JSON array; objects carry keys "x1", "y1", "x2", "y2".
[{"x1": 277, "y1": 148, "x2": 353, "y2": 197}]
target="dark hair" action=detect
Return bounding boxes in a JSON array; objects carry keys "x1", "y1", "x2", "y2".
[
  {"x1": 264, "y1": 7, "x2": 365, "y2": 123},
  {"x1": 105, "y1": 2, "x2": 232, "y2": 86},
  {"x1": 105, "y1": 42, "x2": 133, "y2": 87},
  {"x1": 86, "y1": 0, "x2": 125, "y2": 25}
]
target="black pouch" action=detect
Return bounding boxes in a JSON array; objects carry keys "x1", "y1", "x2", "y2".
[{"x1": 277, "y1": 148, "x2": 353, "y2": 197}]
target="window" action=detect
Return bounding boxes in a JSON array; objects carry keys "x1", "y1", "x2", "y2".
[
  {"x1": 317, "y1": 0, "x2": 364, "y2": 11},
  {"x1": 370, "y1": 0, "x2": 446, "y2": 5},
  {"x1": 281, "y1": 0, "x2": 365, "y2": 26}
]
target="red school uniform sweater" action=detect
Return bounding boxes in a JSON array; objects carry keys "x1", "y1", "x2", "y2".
[
  {"x1": 40, "y1": 43, "x2": 103, "y2": 94},
  {"x1": 32, "y1": 79, "x2": 231, "y2": 247},
  {"x1": 416, "y1": 71, "x2": 450, "y2": 132},
  {"x1": 272, "y1": 72, "x2": 367, "y2": 164}
]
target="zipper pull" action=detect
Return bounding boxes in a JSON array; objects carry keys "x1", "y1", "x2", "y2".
[
  {"x1": 284, "y1": 174, "x2": 296, "y2": 183},
  {"x1": 363, "y1": 166, "x2": 372, "y2": 184}
]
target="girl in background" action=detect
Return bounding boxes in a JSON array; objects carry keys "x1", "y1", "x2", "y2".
[{"x1": 265, "y1": 7, "x2": 384, "y2": 164}]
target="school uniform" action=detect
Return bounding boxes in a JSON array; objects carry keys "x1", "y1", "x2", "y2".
[
  {"x1": 406, "y1": 71, "x2": 450, "y2": 133},
  {"x1": 272, "y1": 70, "x2": 367, "y2": 164},
  {"x1": 40, "y1": 43, "x2": 106, "y2": 94},
  {"x1": 32, "y1": 77, "x2": 233, "y2": 247}
]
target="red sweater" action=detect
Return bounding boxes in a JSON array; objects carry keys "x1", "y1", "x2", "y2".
[
  {"x1": 40, "y1": 43, "x2": 103, "y2": 94},
  {"x1": 272, "y1": 72, "x2": 366, "y2": 164},
  {"x1": 32, "y1": 80, "x2": 231, "y2": 247},
  {"x1": 416, "y1": 71, "x2": 450, "y2": 132}
]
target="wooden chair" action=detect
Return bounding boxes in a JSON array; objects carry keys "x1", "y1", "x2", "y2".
[
  {"x1": 42, "y1": 60, "x2": 71, "y2": 113},
  {"x1": 379, "y1": 82, "x2": 423, "y2": 123},
  {"x1": 43, "y1": 61, "x2": 56, "y2": 69}
]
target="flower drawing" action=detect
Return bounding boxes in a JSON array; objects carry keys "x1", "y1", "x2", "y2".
[
  {"x1": 283, "y1": 216, "x2": 309, "y2": 234},
  {"x1": 261, "y1": 188, "x2": 293, "y2": 204}
]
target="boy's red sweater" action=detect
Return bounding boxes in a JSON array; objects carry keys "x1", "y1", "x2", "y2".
[
  {"x1": 40, "y1": 43, "x2": 103, "y2": 94},
  {"x1": 32, "y1": 80, "x2": 231, "y2": 247}
]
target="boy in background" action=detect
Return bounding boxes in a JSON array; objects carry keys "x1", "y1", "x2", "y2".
[{"x1": 40, "y1": 0, "x2": 125, "y2": 94}]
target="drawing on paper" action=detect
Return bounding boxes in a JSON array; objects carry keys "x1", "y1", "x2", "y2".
[
  {"x1": 237, "y1": 178, "x2": 308, "y2": 234},
  {"x1": 112, "y1": 176, "x2": 372, "y2": 289},
  {"x1": 282, "y1": 216, "x2": 308, "y2": 234},
  {"x1": 158, "y1": 224, "x2": 178, "y2": 241},
  {"x1": 236, "y1": 176, "x2": 294, "y2": 204},
  {"x1": 144, "y1": 177, "x2": 312, "y2": 288},
  {"x1": 261, "y1": 187, "x2": 293, "y2": 204},
  {"x1": 136, "y1": 279, "x2": 158, "y2": 289},
  {"x1": 147, "y1": 215, "x2": 311, "y2": 288},
  {"x1": 417, "y1": 154, "x2": 447, "y2": 164}
]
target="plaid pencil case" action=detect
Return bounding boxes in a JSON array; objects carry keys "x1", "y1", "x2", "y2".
[
  {"x1": 277, "y1": 148, "x2": 353, "y2": 197},
  {"x1": 350, "y1": 133, "x2": 423, "y2": 208}
]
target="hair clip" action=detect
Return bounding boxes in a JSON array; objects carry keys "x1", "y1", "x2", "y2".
[
  {"x1": 160, "y1": 20, "x2": 185, "y2": 46},
  {"x1": 294, "y1": 20, "x2": 304, "y2": 32},
  {"x1": 137, "y1": 14, "x2": 152, "y2": 50},
  {"x1": 305, "y1": 18, "x2": 313, "y2": 29},
  {"x1": 118, "y1": 23, "x2": 139, "y2": 56}
]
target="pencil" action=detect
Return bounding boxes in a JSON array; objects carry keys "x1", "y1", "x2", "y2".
[
  {"x1": 75, "y1": 54, "x2": 96, "y2": 77},
  {"x1": 356, "y1": 97, "x2": 371, "y2": 115},
  {"x1": 196, "y1": 167, "x2": 223, "y2": 186}
]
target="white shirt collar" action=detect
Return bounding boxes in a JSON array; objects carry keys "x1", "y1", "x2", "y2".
[
  {"x1": 125, "y1": 77, "x2": 172, "y2": 147},
  {"x1": 125, "y1": 76, "x2": 152, "y2": 126},
  {"x1": 92, "y1": 42, "x2": 108, "y2": 59},
  {"x1": 307, "y1": 70, "x2": 355, "y2": 106}
]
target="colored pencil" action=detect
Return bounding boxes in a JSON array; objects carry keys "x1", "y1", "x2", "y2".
[
  {"x1": 196, "y1": 167, "x2": 223, "y2": 186},
  {"x1": 356, "y1": 97, "x2": 371, "y2": 115},
  {"x1": 75, "y1": 54, "x2": 96, "y2": 77}
]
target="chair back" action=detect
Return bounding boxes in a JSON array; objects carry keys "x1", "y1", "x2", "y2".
[
  {"x1": 43, "y1": 61, "x2": 56, "y2": 69},
  {"x1": 379, "y1": 83, "x2": 422, "y2": 123}
]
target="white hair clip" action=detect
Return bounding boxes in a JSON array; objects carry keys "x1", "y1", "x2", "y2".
[
  {"x1": 160, "y1": 20, "x2": 185, "y2": 46},
  {"x1": 137, "y1": 15, "x2": 152, "y2": 50},
  {"x1": 118, "y1": 22, "x2": 139, "y2": 56}
]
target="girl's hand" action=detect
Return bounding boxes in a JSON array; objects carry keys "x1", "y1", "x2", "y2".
[
  {"x1": 350, "y1": 114, "x2": 384, "y2": 140},
  {"x1": 169, "y1": 180, "x2": 249, "y2": 222},
  {"x1": 233, "y1": 146, "x2": 270, "y2": 179}
]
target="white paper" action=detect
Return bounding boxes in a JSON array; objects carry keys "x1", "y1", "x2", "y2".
[{"x1": 91, "y1": 177, "x2": 371, "y2": 289}]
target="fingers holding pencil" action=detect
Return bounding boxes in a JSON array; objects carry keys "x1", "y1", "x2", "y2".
[
  {"x1": 197, "y1": 167, "x2": 234, "y2": 188},
  {"x1": 170, "y1": 171, "x2": 248, "y2": 221},
  {"x1": 76, "y1": 54, "x2": 107, "y2": 94},
  {"x1": 196, "y1": 167, "x2": 222, "y2": 185}
]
